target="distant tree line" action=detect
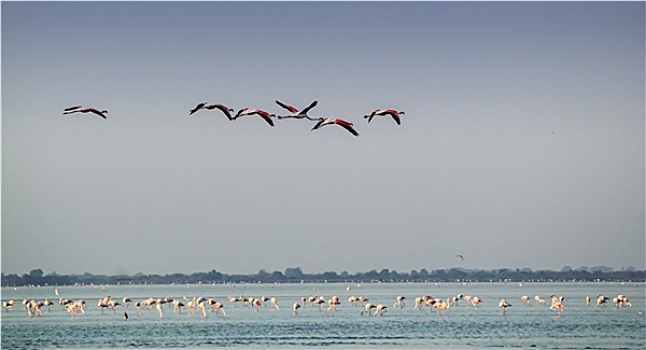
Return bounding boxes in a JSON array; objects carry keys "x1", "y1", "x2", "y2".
[{"x1": 1, "y1": 266, "x2": 644, "y2": 287}]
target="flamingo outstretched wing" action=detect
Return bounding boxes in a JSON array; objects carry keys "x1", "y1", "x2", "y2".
[
  {"x1": 86, "y1": 108, "x2": 108, "y2": 119},
  {"x1": 64, "y1": 105, "x2": 83, "y2": 112},
  {"x1": 275, "y1": 100, "x2": 298, "y2": 114}
]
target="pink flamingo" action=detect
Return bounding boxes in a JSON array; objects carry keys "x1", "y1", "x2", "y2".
[
  {"x1": 364, "y1": 109, "x2": 405, "y2": 125},
  {"x1": 311, "y1": 118, "x2": 359, "y2": 136},
  {"x1": 203, "y1": 104, "x2": 235, "y2": 120},
  {"x1": 63, "y1": 106, "x2": 108, "y2": 119},
  {"x1": 189, "y1": 102, "x2": 208, "y2": 115},
  {"x1": 234, "y1": 108, "x2": 276, "y2": 126},
  {"x1": 275, "y1": 100, "x2": 319, "y2": 120}
]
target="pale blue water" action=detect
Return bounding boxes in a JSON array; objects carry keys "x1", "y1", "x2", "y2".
[{"x1": 2, "y1": 282, "x2": 644, "y2": 349}]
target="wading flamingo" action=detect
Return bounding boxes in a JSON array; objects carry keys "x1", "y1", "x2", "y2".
[
  {"x1": 595, "y1": 294, "x2": 609, "y2": 308},
  {"x1": 361, "y1": 303, "x2": 376, "y2": 316},
  {"x1": 499, "y1": 299, "x2": 512, "y2": 315},
  {"x1": 394, "y1": 295, "x2": 406, "y2": 309},
  {"x1": 374, "y1": 304, "x2": 388, "y2": 316},
  {"x1": 521, "y1": 295, "x2": 530, "y2": 306},
  {"x1": 3, "y1": 300, "x2": 15, "y2": 311}
]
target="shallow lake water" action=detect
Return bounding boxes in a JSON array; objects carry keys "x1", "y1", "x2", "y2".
[{"x1": 2, "y1": 281, "x2": 644, "y2": 349}]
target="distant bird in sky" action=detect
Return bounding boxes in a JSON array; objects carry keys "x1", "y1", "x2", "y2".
[
  {"x1": 364, "y1": 109, "x2": 405, "y2": 125},
  {"x1": 189, "y1": 102, "x2": 209, "y2": 115},
  {"x1": 311, "y1": 118, "x2": 359, "y2": 136},
  {"x1": 275, "y1": 100, "x2": 319, "y2": 120},
  {"x1": 203, "y1": 104, "x2": 235, "y2": 120},
  {"x1": 63, "y1": 106, "x2": 108, "y2": 119},
  {"x1": 234, "y1": 108, "x2": 276, "y2": 126},
  {"x1": 455, "y1": 254, "x2": 464, "y2": 261}
]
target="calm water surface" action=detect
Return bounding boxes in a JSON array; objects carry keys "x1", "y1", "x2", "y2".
[{"x1": 2, "y1": 282, "x2": 644, "y2": 349}]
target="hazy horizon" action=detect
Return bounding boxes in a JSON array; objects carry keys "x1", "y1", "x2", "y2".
[
  {"x1": 5, "y1": 264, "x2": 643, "y2": 278},
  {"x1": 2, "y1": 2, "x2": 644, "y2": 276}
]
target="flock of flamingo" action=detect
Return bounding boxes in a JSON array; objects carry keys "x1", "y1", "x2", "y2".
[
  {"x1": 62, "y1": 100, "x2": 406, "y2": 137},
  {"x1": 3, "y1": 290, "x2": 633, "y2": 321}
]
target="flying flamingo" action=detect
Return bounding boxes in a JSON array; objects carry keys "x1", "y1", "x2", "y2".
[
  {"x1": 311, "y1": 118, "x2": 359, "y2": 136},
  {"x1": 189, "y1": 102, "x2": 208, "y2": 115},
  {"x1": 203, "y1": 104, "x2": 235, "y2": 120},
  {"x1": 63, "y1": 106, "x2": 108, "y2": 119},
  {"x1": 364, "y1": 109, "x2": 405, "y2": 125},
  {"x1": 234, "y1": 108, "x2": 276, "y2": 126},
  {"x1": 275, "y1": 100, "x2": 319, "y2": 120}
]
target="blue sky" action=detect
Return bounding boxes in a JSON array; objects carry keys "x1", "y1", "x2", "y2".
[{"x1": 2, "y1": 2, "x2": 644, "y2": 275}]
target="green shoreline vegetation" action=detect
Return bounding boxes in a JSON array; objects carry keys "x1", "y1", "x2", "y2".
[{"x1": 2, "y1": 266, "x2": 644, "y2": 287}]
